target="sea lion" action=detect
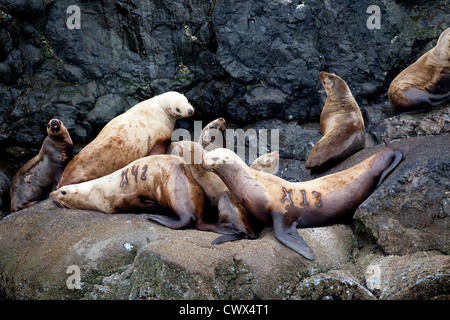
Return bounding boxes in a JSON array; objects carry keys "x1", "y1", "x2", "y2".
[
  {"x1": 198, "y1": 117, "x2": 226, "y2": 151},
  {"x1": 202, "y1": 140, "x2": 403, "y2": 260},
  {"x1": 50, "y1": 154, "x2": 230, "y2": 234},
  {"x1": 216, "y1": 150, "x2": 279, "y2": 240},
  {"x1": 10, "y1": 119, "x2": 73, "y2": 212},
  {"x1": 250, "y1": 151, "x2": 279, "y2": 174},
  {"x1": 57, "y1": 91, "x2": 194, "y2": 188},
  {"x1": 171, "y1": 140, "x2": 278, "y2": 240},
  {"x1": 305, "y1": 72, "x2": 366, "y2": 172},
  {"x1": 388, "y1": 28, "x2": 450, "y2": 112}
]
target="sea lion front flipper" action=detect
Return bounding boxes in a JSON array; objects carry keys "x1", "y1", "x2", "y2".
[
  {"x1": 147, "y1": 139, "x2": 169, "y2": 156},
  {"x1": 271, "y1": 211, "x2": 315, "y2": 260}
]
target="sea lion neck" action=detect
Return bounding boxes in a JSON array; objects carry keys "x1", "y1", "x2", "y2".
[
  {"x1": 212, "y1": 163, "x2": 271, "y2": 224},
  {"x1": 212, "y1": 163, "x2": 249, "y2": 189}
]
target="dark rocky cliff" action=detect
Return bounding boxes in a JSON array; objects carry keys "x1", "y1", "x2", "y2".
[{"x1": 0, "y1": 0, "x2": 447, "y2": 146}]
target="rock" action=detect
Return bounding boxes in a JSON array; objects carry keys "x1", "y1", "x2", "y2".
[
  {"x1": 362, "y1": 251, "x2": 449, "y2": 299},
  {"x1": 0, "y1": 0, "x2": 47, "y2": 17},
  {"x1": 87, "y1": 94, "x2": 129, "y2": 131},
  {"x1": 370, "y1": 105, "x2": 450, "y2": 142},
  {"x1": 243, "y1": 119, "x2": 321, "y2": 162},
  {"x1": 0, "y1": 200, "x2": 357, "y2": 299},
  {"x1": 293, "y1": 270, "x2": 376, "y2": 300},
  {"x1": 0, "y1": 170, "x2": 10, "y2": 216}
]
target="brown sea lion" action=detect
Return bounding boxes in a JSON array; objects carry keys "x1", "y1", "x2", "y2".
[
  {"x1": 305, "y1": 72, "x2": 366, "y2": 172},
  {"x1": 198, "y1": 117, "x2": 226, "y2": 151},
  {"x1": 202, "y1": 140, "x2": 403, "y2": 260},
  {"x1": 10, "y1": 119, "x2": 73, "y2": 212},
  {"x1": 57, "y1": 91, "x2": 194, "y2": 188},
  {"x1": 50, "y1": 154, "x2": 231, "y2": 234},
  {"x1": 388, "y1": 28, "x2": 450, "y2": 112},
  {"x1": 171, "y1": 141, "x2": 226, "y2": 207}
]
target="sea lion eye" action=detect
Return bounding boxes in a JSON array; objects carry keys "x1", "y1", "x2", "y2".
[{"x1": 61, "y1": 190, "x2": 67, "y2": 195}]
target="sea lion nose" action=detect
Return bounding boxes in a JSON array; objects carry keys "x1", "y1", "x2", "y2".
[{"x1": 52, "y1": 120, "x2": 58, "y2": 125}]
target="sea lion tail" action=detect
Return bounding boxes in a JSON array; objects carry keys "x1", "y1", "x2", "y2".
[{"x1": 376, "y1": 144, "x2": 403, "y2": 189}]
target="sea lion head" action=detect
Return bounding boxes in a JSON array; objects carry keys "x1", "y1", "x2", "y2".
[
  {"x1": 46, "y1": 119, "x2": 69, "y2": 137},
  {"x1": 46, "y1": 119, "x2": 73, "y2": 153},
  {"x1": 319, "y1": 71, "x2": 350, "y2": 98},
  {"x1": 251, "y1": 151, "x2": 280, "y2": 174},
  {"x1": 200, "y1": 117, "x2": 227, "y2": 150},
  {"x1": 201, "y1": 148, "x2": 245, "y2": 171},
  {"x1": 434, "y1": 27, "x2": 450, "y2": 62},
  {"x1": 50, "y1": 181, "x2": 111, "y2": 212},
  {"x1": 50, "y1": 184, "x2": 84, "y2": 210},
  {"x1": 171, "y1": 140, "x2": 205, "y2": 165},
  {"x1": 207, "y1": 117, "x2": 226, "y2": 132},
  {"x1": 161, "y1": 91, "x2": 195, "y2": 119},
  {"x1": 50, "y1": 187, "x2": 74, "y2": 209}
]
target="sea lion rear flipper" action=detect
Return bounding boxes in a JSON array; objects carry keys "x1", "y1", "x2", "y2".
[
  {"x1": 147, "y1": 213, "x2": 193, "y2": 229},
  {"x1": 376, "y1": 146, "x2": 403, "y2": 189},
  {"x1": 196, "y1": 221, "x2": 242, "y2": 235},
  {"x1": 271, "y1": 211, "x2": 315, "y2": 260},
  {"x1": 211, "y1": 232, "x2": 249, "y2": 245}
]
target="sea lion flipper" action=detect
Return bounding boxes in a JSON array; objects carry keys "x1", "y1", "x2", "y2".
[
  {"x1": 196, "y1": 221, "x2": 242, "y2": 235},
  {"x1": 147, "y1": 213, "x2": 193, "y2": 229},
  {"x1": 271, "y1": 211, "x2": 315, "y2": 261},
  {"x1": 148, "y1": 139, "x2": 169, "y2": 156},
  {"x1": 211, "y1": 232, "x2": 249, "y2": 245},
  {"x1": 376, "y1": 148, "x2": 403, "y2": 189}
]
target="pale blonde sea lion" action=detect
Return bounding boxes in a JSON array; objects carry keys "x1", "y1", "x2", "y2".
[
  {"x1": 57, "y1": 91, "x2": 194, "y2": 188},
  {"x1": 51, "y1": 154, "x2": 231, "y2": 234}
]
